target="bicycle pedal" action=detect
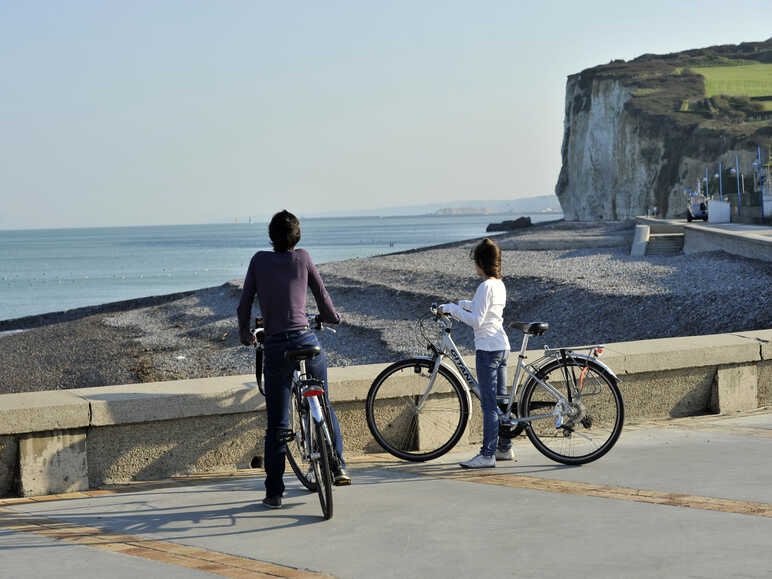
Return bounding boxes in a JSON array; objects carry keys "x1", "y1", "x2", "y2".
[
  {"x1": 498, "y1": 420, "x2": 521, "y2": 439},
  {"x1": 277, "y1": 430, "x2": 296, "y2": 443}
]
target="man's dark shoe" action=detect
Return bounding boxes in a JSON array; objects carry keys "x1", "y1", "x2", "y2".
[
  {"x1": 333, "y1": 466, "x2": 352, "y2": 486},
  {"x1": 262, "y1": 495, "x2": 282, "y2": 509}
]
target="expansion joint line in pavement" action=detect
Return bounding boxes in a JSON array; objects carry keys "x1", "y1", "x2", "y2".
[
  {"x1": 0, "y1": 507, "x2": 337, "y2": 579},
  {"x1": 410, "y1": 468, "x2": 772, "y2": 518}
]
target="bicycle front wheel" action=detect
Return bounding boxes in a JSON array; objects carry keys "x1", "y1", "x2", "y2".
[
  {"x1": 520, "y1": 357, "x2": 624, "y2": 465},
  {"x1": 286, "y1": 392, "x2": 317, "y2": 491},
  {"x1": 366, "y1": 358, "x2": 470, "y2": 462},
  {"x1": 312, "y1": 420, "x2": 334, "y2": 520}
]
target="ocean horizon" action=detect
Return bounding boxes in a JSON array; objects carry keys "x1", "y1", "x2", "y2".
[{"x1": 0, "y1": 212, "x2": 562, "y2": 321}]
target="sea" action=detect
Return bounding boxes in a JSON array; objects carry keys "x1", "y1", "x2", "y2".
[{"x1": 0, "y1": 213, "x2": 561, "y2": 321}]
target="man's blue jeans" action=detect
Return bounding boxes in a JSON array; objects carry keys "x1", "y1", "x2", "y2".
[
  {"x1": 263, "y1": 329, "x2": 344, "y2": 498},
  {"x1": 476, "y1": 349, "x2": 512, "y2": 457}
]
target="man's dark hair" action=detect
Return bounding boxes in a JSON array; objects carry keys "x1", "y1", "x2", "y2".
[
  {"x1": 471, "y1": 238, "x2": 502, "y2": 279},
  {"x1": 268, "y1": 210, "x2": 301, "y2": 252}
]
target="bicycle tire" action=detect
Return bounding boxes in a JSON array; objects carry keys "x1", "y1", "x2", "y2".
[
  {"x1": 255, "y1": 348, "x2": 265, "y2": 396},
  {"x1": 366, "y1": 358, "x2": 470, "y2": 462},
  {"x1": 286, "y1": 391, "x2": 317, "y2": 491},
  {"x1": 318, "y1": 394, "x2": 344, "y2": 473},
  {"x1": 520, "y1": 356, "x2": 624, "y2": 465},
  {"x1": 312, "y1": 420, "x2": 334, "y2": 520}
]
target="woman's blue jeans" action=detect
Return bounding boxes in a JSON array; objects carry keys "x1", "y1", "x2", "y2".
[
  {"x1": 476, "y1": 349, "x2": 512, "y2": 457},
  {"x1": 263, "y1": 330, "x2": 344, "y2": 498}
]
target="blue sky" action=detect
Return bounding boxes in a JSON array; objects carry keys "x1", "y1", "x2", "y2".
[{"x1": 1, "y1": 1, "x2": 770, "y2": 229}]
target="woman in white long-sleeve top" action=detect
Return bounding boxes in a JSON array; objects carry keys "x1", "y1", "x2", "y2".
[{"x1": 440, "y1": 238, "x2": 514, "y2": 469}]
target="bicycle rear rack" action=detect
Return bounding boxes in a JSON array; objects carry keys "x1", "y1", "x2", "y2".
[{"x1": 542, "y1": 344, "x2": 605, "y2": 357}]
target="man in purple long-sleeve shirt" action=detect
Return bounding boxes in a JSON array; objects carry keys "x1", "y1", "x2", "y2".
[
  {"x1": 237, "y1": 210, "x2": 349, "y2": 509},
  {"x1": 237, "y1": 247, "x2": 339, "y2": 338}
]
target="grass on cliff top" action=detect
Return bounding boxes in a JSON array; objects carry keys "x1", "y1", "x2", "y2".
[{"x1": 692, "y1": 63, "x2": 772, "y2": 109}]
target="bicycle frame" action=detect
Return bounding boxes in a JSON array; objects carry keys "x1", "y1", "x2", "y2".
[{"x1": 423, "y1": 313, "x2": 615, "y2": 428}]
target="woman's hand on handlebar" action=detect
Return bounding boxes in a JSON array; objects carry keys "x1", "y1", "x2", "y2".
[{"x1": 431, "y1": 303, "x2": 452, "y2": 316}]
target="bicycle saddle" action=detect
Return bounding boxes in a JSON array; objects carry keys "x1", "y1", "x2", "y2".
[
  {"x1": 509, "y1": 321, "x2": 549, "y2": 336},
  {"x1": 285, "y1": 345, "x2": 321, "y2": 361}
]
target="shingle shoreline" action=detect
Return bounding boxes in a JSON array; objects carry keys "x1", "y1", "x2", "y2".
[{"x1": 1, "y1": 221, "x2": 770, "y2": 394}]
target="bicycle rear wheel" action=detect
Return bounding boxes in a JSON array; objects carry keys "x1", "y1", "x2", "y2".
[
  {"x1": 520, "y1": 357, "x2": 624, "y2": 465},
  {"x1": 366, "y1": 358, "x2": 469, "y2": 462},
  {"x1": 311, "y1": 420, "x2": 334, "y2": 520},
  {"x1": 286, "y1": 392, "x2": 317, "y2": 491}
]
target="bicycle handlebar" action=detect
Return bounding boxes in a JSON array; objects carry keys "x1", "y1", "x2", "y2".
[
  {"x1": 430, "y1": 302, "x2": 452, "y2": 318},
  {"x1": 308, "y1": 314, "x2": 337, "y2": 334},
  {"x1": 430, "y1": 303, "x2": 443, "y2": 316},
  {"x1": 249, "y1": 315, "x2": 337, "y2": 347}
]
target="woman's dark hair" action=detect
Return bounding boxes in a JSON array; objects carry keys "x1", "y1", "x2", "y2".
[
  {"x1": 471, "y1": 238, "x2": 502, "y2": 279},
  {"x1": 268, "y1": 210, "x2": 301, "y2": 252}
]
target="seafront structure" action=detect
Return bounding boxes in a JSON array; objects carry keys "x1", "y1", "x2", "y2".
[{"x1": 632, "y1": 215, "x2": 772, "y2": 260}]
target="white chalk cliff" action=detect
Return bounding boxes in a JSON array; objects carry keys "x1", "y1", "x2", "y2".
[{"x1": 555, "y1": 40, "x2": 772, "y2": 220}]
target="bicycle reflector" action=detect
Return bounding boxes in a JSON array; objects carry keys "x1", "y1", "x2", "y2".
[{"x1": 302, "y1": 386, "x2": 325, "y2": 397}]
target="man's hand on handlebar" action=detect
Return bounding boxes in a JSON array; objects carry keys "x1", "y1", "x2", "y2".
[
  {"x1": 309, "y1": 314, "x2": 340, "y2": 333},
  {"x1": 240, "y1": 327, "x2": 255, "y2": 346},
  {"x1": 309, "y1": 314, "x2": 341, "y2": 330}
]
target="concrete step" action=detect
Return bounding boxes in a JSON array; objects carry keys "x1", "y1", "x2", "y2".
[{"x1": 646, "y1": 233, "x2": 684, "y2": 256}]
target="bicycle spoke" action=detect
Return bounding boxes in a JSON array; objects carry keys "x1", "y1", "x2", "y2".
[{"x1": 402, "y1": 411, "x2": 419, "y2": 453}]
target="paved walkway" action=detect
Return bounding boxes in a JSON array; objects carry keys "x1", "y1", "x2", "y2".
[{"x1": 1, "y1": 411, "x2": 771, "y2": 579}]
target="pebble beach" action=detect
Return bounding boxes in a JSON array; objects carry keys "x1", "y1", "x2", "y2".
[{"x1": 1, "y1": 220, "x2": 770, "y2": 394}]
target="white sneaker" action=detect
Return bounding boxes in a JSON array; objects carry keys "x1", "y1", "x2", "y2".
[
  {"x1": 459, "y1": 454, "x2": 495, "y2": 469},
  {"x1": 495, "y1": 448, "x2": 516, "y2": 461}
]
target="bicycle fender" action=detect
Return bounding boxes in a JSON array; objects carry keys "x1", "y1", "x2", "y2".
[
  {"x1": 306, "y1": 396, "x2": 325, "y2": 422},
  {"x1": 567, "y1": 353, "x2": 619, "y2": 381}
]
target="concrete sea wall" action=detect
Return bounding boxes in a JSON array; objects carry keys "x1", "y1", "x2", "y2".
[{"x1": 1, "y1": 329, "x2": 770, "y2": 498}]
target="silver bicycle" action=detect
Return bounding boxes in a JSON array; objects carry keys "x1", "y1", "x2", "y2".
[{"x1": 365, "y1": 304, "x2": 624, "y2": 465}]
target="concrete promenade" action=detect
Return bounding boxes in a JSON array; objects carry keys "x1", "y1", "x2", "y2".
[
  {"x1": 635, "y1": 216, "x2": 772, "y2": 261},
  {"x1": 1, "y1": 410, "x2": 770, "y2": 579}
]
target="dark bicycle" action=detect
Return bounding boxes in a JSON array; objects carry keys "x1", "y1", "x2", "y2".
[{"x1": 252, "y1": 315, "x2": 339, "y2": 519}]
